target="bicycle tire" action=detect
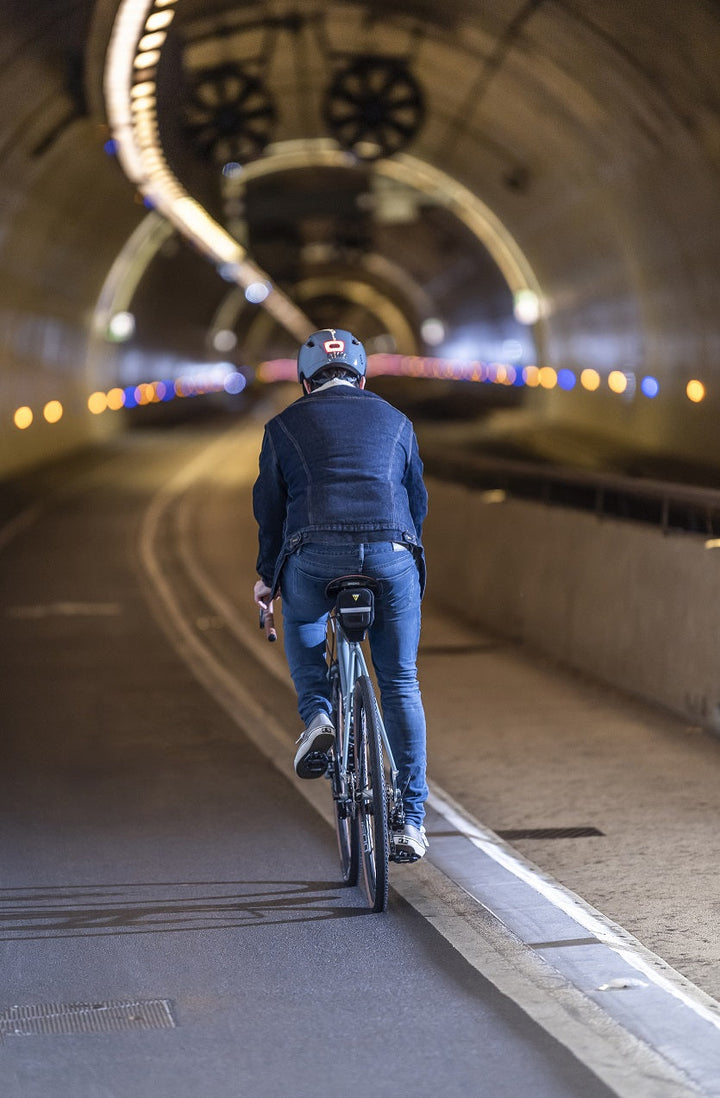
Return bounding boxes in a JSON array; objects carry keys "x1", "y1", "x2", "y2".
[
  {"x1": 354, "y1": 674, "x2": 389, "y2": 912},
  {"x1": 330, "y1": 665, "x2": 359, "y2": 885}
]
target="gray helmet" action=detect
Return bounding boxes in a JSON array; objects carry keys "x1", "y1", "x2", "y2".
[{"x1": 297, "y1": 329, "x2": 367, "y2": 383}]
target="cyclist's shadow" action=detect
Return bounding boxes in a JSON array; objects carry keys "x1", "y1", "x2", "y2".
[{"x1": 0, "y1": 879, "x2": 371, "y2": 940}]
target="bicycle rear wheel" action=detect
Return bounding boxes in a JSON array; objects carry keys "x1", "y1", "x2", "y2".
[
  {"x1": 354, "y1": 674, "x2": 389, "y2": 912},
  {"x1": 330, "y1": 666, "x2": 358, "y2": 885}
]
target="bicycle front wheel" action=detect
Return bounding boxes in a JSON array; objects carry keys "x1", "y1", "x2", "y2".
[
  {"x1": 354, "y1": 674, "x2": 389, "y2": 912},
  {"x1": 330, "y1": 665, "x2": 358, "y2": 885}
]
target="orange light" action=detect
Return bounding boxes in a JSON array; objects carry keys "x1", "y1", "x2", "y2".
[
  {"x1": 106, "y1": 387, "x2": 125, "y2": 410},
  {"x1": 608, "y1": 371, "x2": 628, "y2": 394},
  {"x1": 523, "y1": 365, "x2": 540, "y2": 387},
  {"x1": 687, "y1": 379, "x2": 706, "y2": 403},
  {"x1": 581, "y1": 368, "x2": 600, "y2": 391},
  {"x1": 88, "y1": 391, "x2": 108, "y2": 415},
  {"x1": 538, "y1": 366, "x2": 557, "y2": 389},
  {"x1": 43, "y1": 400, "x2": 63, "y2": 423},
  {"x1": 13, "y1": 406, "x2": 33, "y2": 430}
]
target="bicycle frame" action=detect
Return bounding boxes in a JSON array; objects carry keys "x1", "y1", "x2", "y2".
[{"x1": 329, "y1": 613, "x2": 401, "y2": 818}]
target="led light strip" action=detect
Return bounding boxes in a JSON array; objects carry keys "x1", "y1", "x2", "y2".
[{"x1": 103, "y1": 0, "x2": 311, "y2": 341}]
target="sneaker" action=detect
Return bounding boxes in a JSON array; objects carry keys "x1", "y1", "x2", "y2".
[
  {"x1": 294, "y1": 712, "x2": 335, "y2": 779},
  {"x1": 391, "y1": 823, "x2": 429, "y2": 863}
]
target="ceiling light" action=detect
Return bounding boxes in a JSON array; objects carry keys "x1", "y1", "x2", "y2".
[
  {"x1": 134, "y1": 51, "x2": 161, "y2": 69},
  {"x1": 421, "y1": 318, "x2": 445, "y2": 346},
  {"x1": 138, "y1": 32, "x2": 166, "y2": 51},
  {"x1": 513, "y1": 289, "x2": 540, "y2": 325},
  {"x1": 245, "y1": 281, "x2": 271, "y2": 304},
  {"x1": 131, "y1": 81, "x2": 156, "y2": 98},
  {"x1": 105, "y1": 0, "x2": 312, "y2": 342},
  {"x1": 145, "y1": 11, "x2": 174, "y2": 31}
]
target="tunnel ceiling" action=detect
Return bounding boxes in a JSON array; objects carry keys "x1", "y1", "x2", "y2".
[
  {"x1": 90, "y1": 0, "x2": 720, "y2": 365},
  {"x1": 4, "y1": 0, "x2": 720, "y2": 475}
]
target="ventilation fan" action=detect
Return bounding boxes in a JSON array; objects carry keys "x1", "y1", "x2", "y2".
[
  {"x1": 184, "y1": 63, "x2": 276, "y2": 165},
  {"x1": 323, "y1": 56, "x2": 425, "y2": 160}
]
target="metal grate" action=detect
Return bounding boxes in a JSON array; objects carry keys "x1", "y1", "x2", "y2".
[
  {"x1": 496, "y1": 827, "x2": 604, "y2": 840},
  {"x1": 0, "y1": 998, "x2": 176, "y2": 1038}
]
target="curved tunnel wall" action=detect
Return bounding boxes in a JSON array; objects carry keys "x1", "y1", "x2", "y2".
[
  {"x1": 0, "y1": 3, "x2": 147, "y2": 477},
  {"x1": 3, "y1": 2, "x2": 720, "y2": 479},
  {"x1": 427, "y1": 1, "x2": 720, "y2": 467}
]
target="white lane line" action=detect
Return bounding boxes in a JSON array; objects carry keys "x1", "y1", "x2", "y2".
[
  {"x1": 427, "y1": 786, "x2": 720, "y2": 1031},
  {"x1": 137, "y1": 432, "x2": 293, "y2": 764},
  {"x1": 174, "y1": 489, "x2": 282, "y2": 681},
  {"x1": 139, "y1": 430, "x2": 713, "y2": 1098}
]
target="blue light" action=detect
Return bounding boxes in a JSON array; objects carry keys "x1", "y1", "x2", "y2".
[
  {"x1": 245, "y1": 281, "x2": 271, "y2": 304},
  {"x1": 224, "y1": 372, "x2": 246, "y2": 395},
  {"x1": 641, "y1": 375, "x2": 660, "y2": 398},
  {"x1": 222, "y1": 162, "x2": 243, "y2": 178},
  {"x1": 123, "y1": 386, "x2": 137, "y2": 409},
  {"x1": 103, "y1": 139, "x2": 117, "y2": 157},
  {"x1": 557, "y1": 368, "x2": 576, "y2": 391}
]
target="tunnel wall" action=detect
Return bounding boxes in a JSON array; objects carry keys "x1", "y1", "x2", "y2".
[
  {"x1": 423, "y1": 477, "x2": 720, "y2": 734},
  {"x1": 451, "y1": 2, "x2": 720, "y2": 469},
  {"x1": 0, "y1": 114, "x2": 145, "y2": 479}
]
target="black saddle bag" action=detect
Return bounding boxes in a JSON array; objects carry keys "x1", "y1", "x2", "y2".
[{"x1": 335, "y1": 587, "x2": 375, "y2": 642}]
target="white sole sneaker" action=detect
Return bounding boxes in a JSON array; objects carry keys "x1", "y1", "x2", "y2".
[
  {"x1": 391, "y1": 824, "x2": 428, "y2": 863},
  {"x1": 294, "y1": 714, "x2": 334, "y2": 779}
]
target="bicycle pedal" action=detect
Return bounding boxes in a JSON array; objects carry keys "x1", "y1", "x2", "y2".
[
  {"x1": 389, "y1": 848, "x2": 421, "y2": 864},
  {"x1": 303, "y1": 751, "x2": 330, "y2": 777}
]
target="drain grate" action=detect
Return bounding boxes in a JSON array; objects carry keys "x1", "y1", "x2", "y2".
[
  {"x1": 496, "y1": 827, "x2": 604, "y2": 840},
  {"x1": 0, "y1": 998, "x2": 176, "y2": 1038}
]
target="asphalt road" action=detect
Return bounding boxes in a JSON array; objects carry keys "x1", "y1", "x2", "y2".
[{"x1": 0, "y1": 420, "x2": 620, "y2": 1098}]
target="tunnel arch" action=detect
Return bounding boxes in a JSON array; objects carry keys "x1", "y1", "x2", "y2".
[{"x1": 4, "y1": 1, "x2": 720, "y2": 478}]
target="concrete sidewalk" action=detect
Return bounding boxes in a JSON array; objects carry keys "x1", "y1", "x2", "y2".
[{"x1": 417, "y1": 601, "x2": 720, "y2": 1001}]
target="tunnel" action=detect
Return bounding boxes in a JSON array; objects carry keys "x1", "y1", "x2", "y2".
[
  {"x1": 3, "y1": 4, "x2": 720, "y2": 1096},
  {"x1": 4, "y1": 0, "x2": 720, "y2": 481}
]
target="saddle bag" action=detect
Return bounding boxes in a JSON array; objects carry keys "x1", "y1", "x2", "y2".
[{"x1": 336, "y1": 586, "x2": 375, "y2": 642}]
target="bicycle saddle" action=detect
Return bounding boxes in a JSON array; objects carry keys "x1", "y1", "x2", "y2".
[{"x1": 325, "y1": 574, "x2": 382, "y2": 598}]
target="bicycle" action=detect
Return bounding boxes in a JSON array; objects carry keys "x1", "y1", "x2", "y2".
[
  {"x1": 323, "y1": 574, "x2": 409, "y2": 912},
  {"x1": 261, "y1": 575, "x2": 410, "y2": 912}
]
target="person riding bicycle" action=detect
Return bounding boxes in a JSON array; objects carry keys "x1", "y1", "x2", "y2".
[{"x1": 252, "y1": 328, "x2": 429, "y2": 861}]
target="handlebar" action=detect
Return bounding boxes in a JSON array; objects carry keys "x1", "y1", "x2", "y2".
[{"x1": 259, "y1": 605, "x2": 277, "y2": 642}]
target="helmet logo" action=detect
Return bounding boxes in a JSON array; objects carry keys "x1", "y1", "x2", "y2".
[{"x1": 323, "y1": 338, "x2": 345, "y2": 354}]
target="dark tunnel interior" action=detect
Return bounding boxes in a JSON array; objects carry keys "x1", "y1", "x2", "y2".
[{"x1": 3, "y1": 1, "x2": 720, "y2": 486}]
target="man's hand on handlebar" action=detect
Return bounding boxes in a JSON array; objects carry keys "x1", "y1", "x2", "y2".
[
  {"x1": 253, "y1": 579, "x2": 273, "y2": 610},
  {"x1": 254, "y1": 580, "x2": 279, "y2": 642}
]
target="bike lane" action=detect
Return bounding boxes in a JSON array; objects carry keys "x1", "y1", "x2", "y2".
[{"x1": 0, "y1": 426, "x2": 620, "y2": 1098}]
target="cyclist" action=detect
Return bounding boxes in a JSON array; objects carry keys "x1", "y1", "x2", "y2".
[{"x1": 252, "y1": 329, "x2": 429, "y2": 861}]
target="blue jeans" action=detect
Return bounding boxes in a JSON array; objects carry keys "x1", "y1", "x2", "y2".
[{"x1": 280, "y1": 542, "x2": 428, "y2": 828}]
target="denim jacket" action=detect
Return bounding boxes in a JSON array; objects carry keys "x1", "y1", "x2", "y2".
[{"x1": 253, "y1": 385, "x2": 428, "y2": 595}]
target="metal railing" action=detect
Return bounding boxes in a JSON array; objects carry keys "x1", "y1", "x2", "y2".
[{"x1": 422, "y1": 446, "x2": 720, "y2": 537}]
